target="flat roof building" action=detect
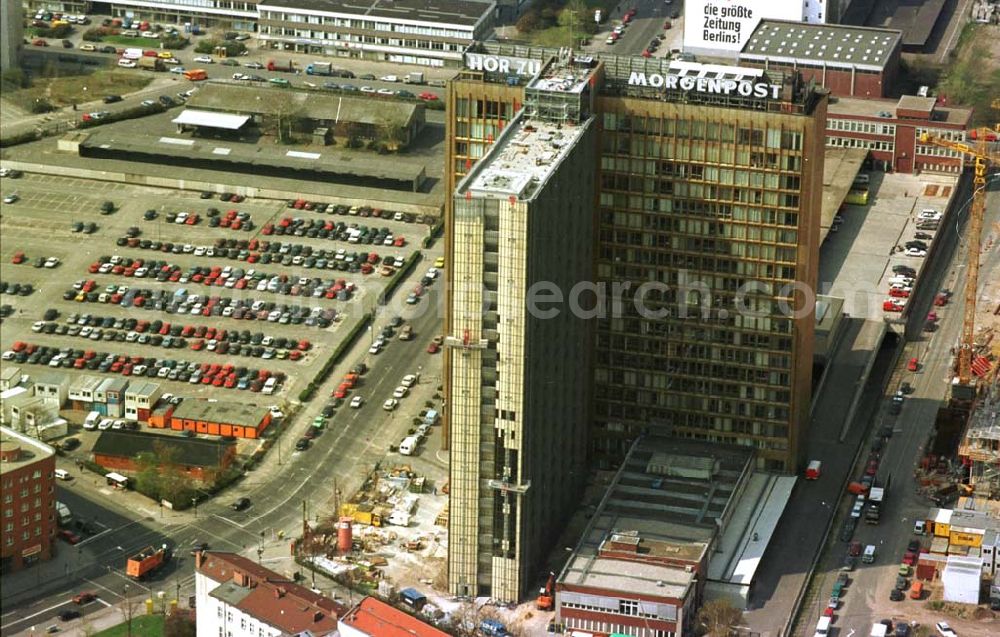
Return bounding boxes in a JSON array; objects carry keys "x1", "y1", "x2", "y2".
[
  {"x1": 826, "y1": 95, "x2": 972, "y2": 174},
  {"x1": 257, "y1": 0, "x2": 496, "y2": 66},
  {"x1": 165, "y1": 399, "x2": 272, "y2": 439},
  {"x1": 92, "y1": 431, "x2": 237, "y2": 482},
  {"x1": 448, "y1": 52, "x2": 598, "y2": 601},
  {"x1": 739, "y1": 20, "x2": 902, "y2": 99}
]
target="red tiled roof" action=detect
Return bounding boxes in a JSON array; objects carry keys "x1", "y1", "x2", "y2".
[
  {"x1": 340, "y1": 597, "x2": 449, "y2": 637},
  {"x1": 197, "y1": 552, "x2": 342, "y2": 634}
]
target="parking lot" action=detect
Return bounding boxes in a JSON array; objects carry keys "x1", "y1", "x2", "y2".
[{"x1": 0, "y1": 171, "x2": 437, "y2": 405}]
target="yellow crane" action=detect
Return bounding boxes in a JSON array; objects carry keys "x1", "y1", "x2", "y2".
[{"x1": 920, "y1": 123, "x2": 999, "y2": 387}]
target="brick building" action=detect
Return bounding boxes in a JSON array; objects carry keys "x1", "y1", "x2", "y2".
[
  {"x1": 148, "y1": 399, "x2": 271, "y2": 439},
  {"x1": 195, "y1": 551, "x2": 342, "y2": 637},
  {"x1": 739, "y1": 20, "x2": 902, "y2": 99},
  {"x1": 91, "y1": 431, "x2": 236, "y2": 482},
  {"x1": 826, "y1": 95, "x2": 972, "y2": 174},
  {"x1": 1, "y1": 426, "x2": 56, "y2": 574}
]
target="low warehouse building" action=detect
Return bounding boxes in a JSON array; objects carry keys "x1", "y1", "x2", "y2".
[
  {"x1": 92, "y1": 430, "x2": 237, "y2": 482},
  {"x1": 158, "y1": 399, "x2": 272, "y2": 439},
  {"x1": 184, "y1": 83, "x2": 427, "y2": 150},
  {"x1": 942, "y1": 555, "x2": 983, "y2": 605}
]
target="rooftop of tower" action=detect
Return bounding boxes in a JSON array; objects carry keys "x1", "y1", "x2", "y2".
[{"x1": 458, "y1": 114, "x2": 589, "y2": 200}]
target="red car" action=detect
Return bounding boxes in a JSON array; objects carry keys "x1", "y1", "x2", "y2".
[
  {"x1": 427, "y1": 342, "x2": 440, "y2": 354},
  {"x1": 59, "y1": 529, "x2": 80, "y2": 544},
  {"x1": 333, "y1": 384, "x2": 350, "y2": 399},
  {"x1": 883, "y1": 299, "x2": 904, "y2": 312},
  {"x1": 11, "y1": 252, "x2": 26, "y2": 264},
  {"x1": 907, "y1": 357, "x2": 919, "y2": 372},
  {"x1": 72, "y1": 592, "x2": 97, "y2": 604},
  {"x1": 888, "y1": 287, "x2": 910, "y2": 298}
]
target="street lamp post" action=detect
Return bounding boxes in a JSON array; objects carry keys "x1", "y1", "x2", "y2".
[{"x1": 191, "y1": 497, "x2": 197, "y2": 518}]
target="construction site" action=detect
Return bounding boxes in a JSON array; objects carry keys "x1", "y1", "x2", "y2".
[
  {"x1": 915, "y1": 110, "x2": 1000, "y2": 510},
  {"x1": 289, "y1": 463, "x2": 451, "y2": 613}
]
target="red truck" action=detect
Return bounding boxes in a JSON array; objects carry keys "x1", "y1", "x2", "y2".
[
  {"x1": 267, "y1": 60, "x2": 295, "y2": 72},
  {"x1": 126, "y1": 544, "x2": 171, "y2": 579}
]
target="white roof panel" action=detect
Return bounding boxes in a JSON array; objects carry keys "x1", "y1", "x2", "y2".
[{"x1": 172, "y1": 109, "x2": 251, "y2": 130}]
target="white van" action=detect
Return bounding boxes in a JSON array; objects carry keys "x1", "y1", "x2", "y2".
[
  {"x1": 83, "y1": 411, "x2": 100, "y2": 430},
  {"x1": 262, "y1": 377, "x2": 278, "y2": 395},
  {"x1": 54, "y1": 469, "x2": 71, "y2": 481},
  {"x1": 399, "y1": 436, "x2": 419, "y2": 456},
  {"x1": 814, "y1": 616, "x2": 832, "y2": 637},
  {"x1": 862, "y1": 544, "x2": 877, "y2": 563}
]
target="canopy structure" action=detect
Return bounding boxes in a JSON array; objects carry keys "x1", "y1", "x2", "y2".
[{"x1": 172, "y1": 109, "x2": 251, "y2": 130}]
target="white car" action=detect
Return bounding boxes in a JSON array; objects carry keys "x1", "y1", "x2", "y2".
[
  {"x1": 193, "y1": 56, "x2": 214, "y2": 63},
  {"x1": 97, "y1": 419, "x2": 114, "y2": 431},
  {"x1": 380, "y1": 75, "x2": 398, "y2": 82},
  {"x1": 401, "y1": 374, "x2": 417, "y2": 388},
  {"x1": 118, "y1": 59, "x2": 137, "y2": 68},
  {"x1": 919, "y1": 209, "x2": 942, "y2": 220},
  {"x1": 377, "y1": 88, "x2": 395, "y2": 96},
  {"x1": 360, "y1": 86, "x2": 376, "y2": 93},
  {"x1": 393, "y1": 386, "x2": 409, "y2": 399},
  {"x1": 382, "y1": 398, "x2": 398, "y2": 411},
  {"x1": 232, "y1": 73, "x2": 250, "y2": 81},
  {"x1": 904, "y1": 247, "x2": 927, "y2": 257},
  {"x1": 368, "y1": 342, "x2": 382, "y2": 355},
  {"x1": 425, "y1": 268, "x2": 439, "y2": 279},
  {"x1": 350, "y1": 396, "x2": 364, "y2": 408},
  {"x1": 935, "y1": 622, "x2": 957, "y2": 637},
  {"x1": 32, "y1": 321, "x2": 45, "y2": 332},
  {"x1": 169, "y1": 66, "x2": 186, "y2": 74},
  {"x1": 44, "y1": 257, "x2": 59, "y2": 268},
  {"x1": 3, "y1": 193, "x2": 18, "y2": 204}
]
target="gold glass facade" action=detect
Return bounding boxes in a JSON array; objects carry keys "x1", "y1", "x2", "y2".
[{"x1": 444, "y1": 48, "x2": 827, "y2": 600}]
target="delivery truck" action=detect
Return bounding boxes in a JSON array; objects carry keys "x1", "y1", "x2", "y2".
[
  {"x1": 126, "y1": 544, "x2": 171, "y2": 579},
  {"x1": 267, "y1": 59, "x2": 295, "y2": 73},
  {"x1": 306, "y1": 61, "x2": 333, "y2": 76},
  {"x1": 137, "y1": 56, "x2": 164, "y2": 71},
  {"x1": 404, "y1": 71, "x2": 425, "y2": 85}
]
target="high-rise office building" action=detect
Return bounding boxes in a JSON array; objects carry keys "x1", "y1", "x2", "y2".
[
  {"x1": 447, "y1": 54, "x2": 598, "y2": 601},
  {"x1": 444, "y1": 47, "x2": 827, "y2": 599}
]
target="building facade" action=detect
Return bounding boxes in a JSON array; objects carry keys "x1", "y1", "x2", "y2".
[
  {"x1": 257, "y1": 0, "x2": 496, "y2": 67},
  {"x1": 92, "y1": 431, "x2": 237, "y2": 483},
  {"x1": 445, "y1": 47, "x2": 826, "y2": 599},
  {"x1": 35, "y1": 0, "x2": 261, "y2": 31},
  {"x1": 194, "y1": 551, "x2": 340, "y2": 636},
  {"x1": 448, "y1": 54, "x2": 597, "y2": 601},
  {"x1": 825, "y1": 95, "x2": 971, "y2": 174},
  {"x1": 1, "y1": 0, "x2": 23, "y2": 74},
  {"x1": 1, "y1": 427, "x2": 56, "y2": 574}
]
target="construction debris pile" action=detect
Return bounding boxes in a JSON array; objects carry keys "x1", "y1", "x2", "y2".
[{"x1": 339, "y1": 465, "x2": 427, "y2": 528}]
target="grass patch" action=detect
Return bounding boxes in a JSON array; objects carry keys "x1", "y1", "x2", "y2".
[
  {"x1": 93, "y1": 614, "x2": 165, "y2": 637},
  {"x1": 938, "y1": 23, "x2": 1000, "y2": 127},
  {"x1": 5, "y1": 70, "x2": 152, "y2": 110},
  {"x1": 101, "y1": 35, "x2": 164, "y2": 47}
]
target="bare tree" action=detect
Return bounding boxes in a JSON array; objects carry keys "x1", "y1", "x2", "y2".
[
  {"x1": 122, "y1": 589, "x2": 140, "y2": 637},
  {"x1": 258, "y1": 91, "x2": 305, "y2": 144},
  {"x1": 697, "y1": 598, "x2": 744, "y2": 637}
]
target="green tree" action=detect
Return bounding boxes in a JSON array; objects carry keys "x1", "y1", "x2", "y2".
[{"x1": 134, "y1": 452, "x2": 161, "y2": 499}]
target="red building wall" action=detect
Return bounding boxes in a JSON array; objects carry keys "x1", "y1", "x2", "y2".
[
  {"x1": 558, "y1": 582, "x2": 682, "y2": 635},
  {"x1": 1, "y1": 452, "x2": 56, "y2": 573},
  {"x1": 93, "y1": 446, "x2": 235, "y2": 483},
  {"x1": 166, "y1": 412, "x2": 270, "y2": 439}
]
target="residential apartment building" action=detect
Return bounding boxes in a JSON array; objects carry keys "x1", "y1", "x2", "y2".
[
  {"x1": 448, "y1": 54, "x2": 597, "y2": 601},
  {"x1": 826, "y1": 95, "x2": 971, "y2": 174},
  {"x1": 194, "y1": 551, "x2": 340, "y2": 636},
  {"x1": 1, "y1": 427, "x2": 56, "y2": 573},
  {"x1": 445, "y1": 47, "x2": 827, "y2": 599},
  {"x1": 257, "y1": 0, "x2": 496, "y2": 66},
  {"x1": 338, "y1": 596, "x2": 450, "y2": 637}
]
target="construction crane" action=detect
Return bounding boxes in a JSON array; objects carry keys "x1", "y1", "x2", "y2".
[{"x1": 920, "y1": 119, "x2": 1000, "y2": 391}]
